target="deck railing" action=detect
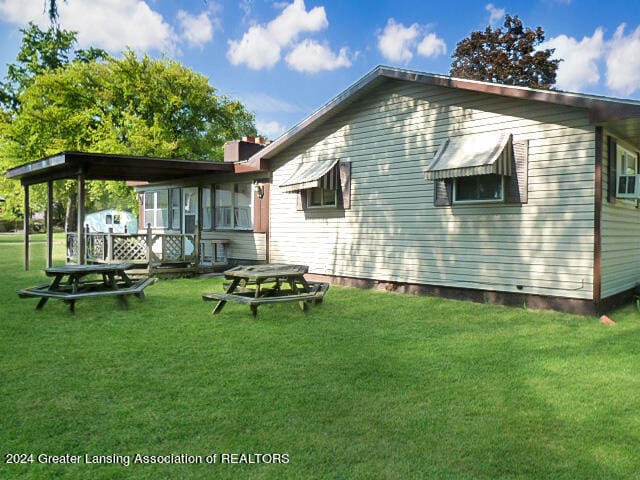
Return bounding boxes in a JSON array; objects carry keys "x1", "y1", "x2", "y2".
[{"x1": 67, "y1": 229, "x2": 198, "y2": 265}]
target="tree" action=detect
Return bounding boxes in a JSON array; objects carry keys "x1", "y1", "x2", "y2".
[
  {"x1": 450, "y1": 14, "x2": 560, "y2": 89},
  {"x1": 0, "y1": 22, "x2": 109, "y2": 111},
  {"x1": 0, "y1": 51, "x2": 256, "y2": 227}
]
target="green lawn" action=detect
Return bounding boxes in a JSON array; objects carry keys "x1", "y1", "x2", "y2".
[{"x1": 1, "y1": 233, "x2": 639, "y2": 479}]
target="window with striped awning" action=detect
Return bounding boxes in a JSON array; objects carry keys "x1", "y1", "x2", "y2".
[
  {"x1": 424, "y1": 132, "x2": 513, "y2": 180},
  {"x1": 279, "y1": 158, "x2": 339, "y2": 193}
]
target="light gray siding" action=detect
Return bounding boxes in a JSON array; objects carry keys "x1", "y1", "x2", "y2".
[
  {"x1": 201, "y1": 230, "x2": 266, "y2": 261},
  {"x1": 269, "y1": 80, "x2": 595, "y2": 299},
  {"x1": 601, "y1": 134, "x2": 640, "y2": 298}
]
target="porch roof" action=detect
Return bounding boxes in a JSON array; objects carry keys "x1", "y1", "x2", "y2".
[{"x1": 6, "y1": 151, "x2": 234, "y2": 186}]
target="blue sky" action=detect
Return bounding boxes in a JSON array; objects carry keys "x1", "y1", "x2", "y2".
[{"x1": 0, "y1": 0, "x2": 639, "y2": 139}]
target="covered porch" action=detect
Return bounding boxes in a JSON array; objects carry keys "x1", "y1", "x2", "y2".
[{"x1": 6, "y1": 151, "x2": 235, "y2": 273}]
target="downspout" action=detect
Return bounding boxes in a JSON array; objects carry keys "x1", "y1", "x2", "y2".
[{"x1": 593, "y1": 126, "x2": 603, "y2": 310}]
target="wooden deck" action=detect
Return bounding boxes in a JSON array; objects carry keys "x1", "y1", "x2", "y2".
[{"x1": 67, "y1": 231, "x2": 230, "y2": 275}]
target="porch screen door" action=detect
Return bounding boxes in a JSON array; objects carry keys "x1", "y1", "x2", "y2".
[{"x1": 182, "y1": 187, "x2": 198, "y2": 234}]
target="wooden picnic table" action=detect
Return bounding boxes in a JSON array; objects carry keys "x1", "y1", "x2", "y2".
[
  {"x1": 18, "y1": 262, "x2": 155, "y2": 312},
  {"x1": 202, "y1": 264, "x2": 329, "y2": 317}
]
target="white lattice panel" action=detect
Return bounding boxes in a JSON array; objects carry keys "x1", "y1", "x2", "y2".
[{"x1": 113, "y1": 236, "x2": 148, "y2": 261}]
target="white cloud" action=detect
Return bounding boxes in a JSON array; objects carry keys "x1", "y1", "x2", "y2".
[
  {"x1": 285, "y1": 39, "x2": 351, "y2": 73},
  {"x1": 0, "y1": 0, "x2": 178, "y2": 53},
  {"x1": 256, "y1": 119, "x2": 288, "y2": 139},
  {"x1": 417, "y1": 33, "x2": 447, "y2": 58},
  {"x1": 606, "y1": 23, "x2": 640, "y2": 96},
  {"x1": 227, "y1": 25, "x2": 281, "y2": 69},
  {"x1": 377, "y1": 18, "x2": 420, "y2": 63},
  {"x1": 268, "y1": 0, "x2": 327, "y2": 46},
  {"x1": 177, "y1": 10, "x2": 214, "y2": 48},
  {"x1": 0, "y1": 0, "x2": 226, "y2": 53},
  {"x1": 239, "y1": 0, "x2": 253, "y2": 23},
  {"x1": 0, "y1": 0, "x2": 45, "y2": 26},
  {"x1": 227, "y1": 0, "x2": 328, "y2": 70},
  {"x1": 61, "y1": 0, "x2": 177, "y2": 53},
  {"x1": 485, "y1": 3, "x2": 505, "y2": 27},
  {"x1": 377, "y1": 18, "x2": 446, "y2": 64},
  {"x1": 545, "y1": 28, "x2": 604, "y2": 92}
]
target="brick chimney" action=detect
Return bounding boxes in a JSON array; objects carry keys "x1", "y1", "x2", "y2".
[{"x1": 224, "y1": 136, "x2": 266, "y2": 162}]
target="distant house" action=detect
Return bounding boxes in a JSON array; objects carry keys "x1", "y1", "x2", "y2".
[{"x1": 84, "y1": 209, "x2": 138, "y2": 234}]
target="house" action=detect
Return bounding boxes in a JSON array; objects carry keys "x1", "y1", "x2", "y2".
[
  {"x1": 8, "y1": 66, "x2": 640, "y2": 313},
  {"x1": 229, "y1": 66, "x2": 638, "y2": 315}
]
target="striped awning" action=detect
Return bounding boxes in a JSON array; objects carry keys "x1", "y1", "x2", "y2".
[
  {"x1": 279, "y1": 158, "x2": 339, "y2": 193},
  {"x1": 424, "y1": 132, "x2": 513, "y2": 180}
]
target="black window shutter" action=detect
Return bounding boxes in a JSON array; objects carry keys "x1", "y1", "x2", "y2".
[
  {"x1": 434, "y1": 179, "x2": 452, "y2": 206},
  {"x1": 608, "y1": 136, "x2": 617, "y2": 203},
  {"x1": 338, "y1": 161, "x2": 352, "y2": 209},
  {"x1": 505, "y1": 140, "x2": 529, "y2": 204}
]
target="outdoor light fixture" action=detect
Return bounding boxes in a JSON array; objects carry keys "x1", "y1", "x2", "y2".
[{"x1": 254, "y1": 181, "x2": 265, "y2": 199}]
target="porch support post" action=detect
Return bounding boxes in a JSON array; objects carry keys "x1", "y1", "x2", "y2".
[
  {"x1": 23, "y1": 184, "x2": 30, "y2": 271},
  {"x1": 77, "y1": 170, "x2": 86, "y2": 265},
  {"x1": 46, "y1": 180, "x2": 54, "y2": 268}
]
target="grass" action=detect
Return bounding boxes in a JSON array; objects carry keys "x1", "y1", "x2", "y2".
[{"x1": 1, "y1": 233, "x2": 640, "y2": 479}]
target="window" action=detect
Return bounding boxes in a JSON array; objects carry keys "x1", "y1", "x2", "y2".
[
  {"x1": 215, "y1": 183, "x2": 252, "y2": 230},
  {"x1": 454, "y1": 175, "x2": 504, "y2": 203},
  {"x1": 616, "y1": 144, "x2": 638, "y2": 199},
  {"x1": 169, "y1": 188, "x2": 181, "y2": 230},
  {"x1": 143, "y1": 191, "x2": 168, "y2": 228},
  {"x1": 307, "y1": 186, "x2": 337, "y2": 208},
  {"x1": 234, "y1": 183, "x2": 252, "y2": 229},
  {"x1": 201, "y1": 187, "x2": 212, "y2": 230},
  {"x1": 215, "y1": 183, "x2": 233, "y2": 228}
]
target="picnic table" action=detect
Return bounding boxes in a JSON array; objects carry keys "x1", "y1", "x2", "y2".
[
  {"x1": 202, "y1": 264, "x2": 329, "y2": 317},
  {"x1": 17, "y1": 263, "x2": 155, "y2": 312}
]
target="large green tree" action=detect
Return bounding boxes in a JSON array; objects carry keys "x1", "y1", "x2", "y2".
[
  {"x1": 450, "y1": 14, "x2": 559, "y2": 89},
  {"x1": 0, "y1": 50, "x2": 256, "y2": 226},
  {"x1": 0, "y1": 22, "x2": 108, "y2": 111}
]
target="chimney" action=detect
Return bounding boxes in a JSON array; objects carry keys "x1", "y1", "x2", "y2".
[{"x1": 224, "y1": 136, "x2": 266, "y2": 162}]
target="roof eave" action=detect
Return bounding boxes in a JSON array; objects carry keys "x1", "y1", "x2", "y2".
[
  {"x1": 5, "y1": 151, "x2": 235, "y2": 186},
  {"x1": 248, "y1": 66, "x2": 640, "y2": 163}
]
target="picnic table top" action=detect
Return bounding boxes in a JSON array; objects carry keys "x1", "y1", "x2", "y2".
[
  {"x1": 44, "y1": 263, "x2": 135, "y2": 275},
  {"x1": 224, "y1": 264, "x2": 309, "y2": 280}
]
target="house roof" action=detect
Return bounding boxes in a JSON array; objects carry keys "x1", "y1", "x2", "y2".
[
  {"x1": 249, "y1": 65, "x2": 640, "y2": 163},
  {"x1": 5, "y1": 151, "x2": 234, "y2": 186}
]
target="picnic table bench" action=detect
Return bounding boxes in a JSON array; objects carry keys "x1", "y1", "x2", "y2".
[
  {"x1": 17, "y1": 263, "x2": 155, "y2": 312},
  {"x1": 203, "y1": 264, "x2": 329, "y2": 317}
]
